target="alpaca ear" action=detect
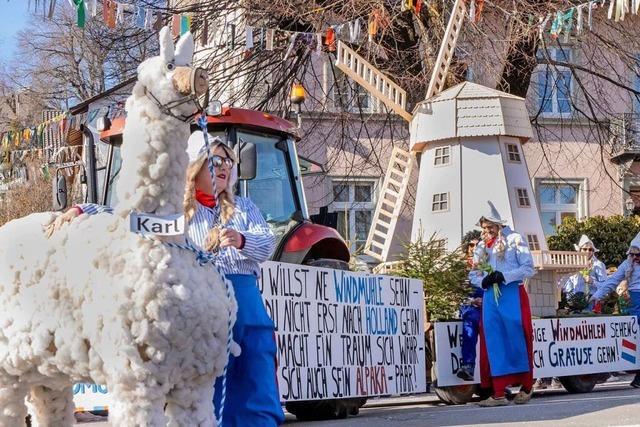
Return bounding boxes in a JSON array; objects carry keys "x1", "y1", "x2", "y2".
[
  {"x1": 174, "y1": 32, "x2": 195, "y2": 66},
  {"x1": 159, "y1": 26, "x2": 175, "y2": 64}
]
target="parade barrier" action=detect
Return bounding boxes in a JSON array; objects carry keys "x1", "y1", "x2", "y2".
[
  {"x1": 434, "y1": 316, "x2": 640, "y2": 387},
  {"x1": 72, "y1": 261, "x2": 426, "y2": 411}
]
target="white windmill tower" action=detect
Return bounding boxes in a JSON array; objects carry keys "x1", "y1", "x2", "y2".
[
  {"x1": 336, "y1": 0, "x2": 587, "y2": 315},
  {"x1": 408, "y1": 81, "x2": 547, "y2": 252}
]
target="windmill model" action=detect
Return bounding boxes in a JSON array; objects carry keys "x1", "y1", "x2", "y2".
[
  {"x1": 338, "y1": 0, "x2": 588, "y2": 313},
  {"x1": 339, "y1": 0, "x2": 543, "y2": 259}
]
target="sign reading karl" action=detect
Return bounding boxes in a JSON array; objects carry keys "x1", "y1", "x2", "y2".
[
  {"x1": 434, "y1": 316, "x2": 640, "y2": 386},
  {"x1": 259, "y1": 261, "x2": 426, "y2": 401}
]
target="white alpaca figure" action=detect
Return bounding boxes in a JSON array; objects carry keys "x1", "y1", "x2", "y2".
[{"x1": 0, "y1": 28, "x2": 236, "y2": 426}]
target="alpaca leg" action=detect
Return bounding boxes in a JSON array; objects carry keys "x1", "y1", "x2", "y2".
[
  {"x1": 0, "y1": 374, "x2": 29, "y2": 427},
  {"x1": 165, "y1": 378, "x2": 215, "y2": 427},
  {"x1": 27, "y1": 385, "x2": 75, "y2": 427},
  {"x1": 109, "y1": 384, "x2": 166, "y2": 427}
]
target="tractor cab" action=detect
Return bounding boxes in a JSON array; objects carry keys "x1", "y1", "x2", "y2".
[{"x1": 77, "y1": 106, "x2": 346, "y2": 263}]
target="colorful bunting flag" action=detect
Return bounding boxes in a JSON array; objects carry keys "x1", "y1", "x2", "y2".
[
  {"x1": 180, "y1": 14, "x2": 191, "y2": 35},
  {"x1": 71, "y1": 0, "x2": 86, "y2": 28}
]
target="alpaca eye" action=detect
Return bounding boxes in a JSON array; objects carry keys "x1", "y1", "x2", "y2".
[{"x1": 166, "y1": 62, "x2": 175, "y2": 71}]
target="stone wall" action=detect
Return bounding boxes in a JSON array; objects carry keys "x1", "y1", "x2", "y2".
[{"x1": 526, "y1": 270, "x2": 559, "y2": 317}]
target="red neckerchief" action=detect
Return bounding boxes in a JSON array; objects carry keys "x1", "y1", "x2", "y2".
[
  {"x1": 195, "y1": 189, "x2": 216, "y2": 208},
  {"x1": 485, "y1": 237, "x2": 496, "y2": 248}
]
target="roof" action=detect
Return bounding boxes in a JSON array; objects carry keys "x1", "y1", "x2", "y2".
[
  {"x1": 204, "y1": 107, "x2": 296, "y2": 137},
  {"x1": 424, "y1": 81, "x2": 524, "y2": 104},
  {"x1": 410, "y1": 81, "x2": 534, "y2": 151},
  {"x1": 99, "y1": 108, "x2": 297, "y2": 141},
  {"x1": 69, "y1": 77, "x2": 137, "y2": 115}
]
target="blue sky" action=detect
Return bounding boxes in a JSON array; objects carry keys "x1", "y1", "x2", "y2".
[{"x1": 0, "y1": 1, "x2": 28, "y2": 62}]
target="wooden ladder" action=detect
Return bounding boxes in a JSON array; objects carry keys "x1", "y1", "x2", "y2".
[
  {"x1": 335, "y1": 41, "x2": 412, "y2": 122},
  {"x1": 364, "y1": 147, "x2": 414, "y2": 261},
  {"x1": 425, "y1": 0, "x2": 467, "y2": 99}
]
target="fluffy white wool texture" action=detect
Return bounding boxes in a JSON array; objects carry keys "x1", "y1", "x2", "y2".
[{"x1": 0, "y1": 28, "x2": 236, "y2": 426}]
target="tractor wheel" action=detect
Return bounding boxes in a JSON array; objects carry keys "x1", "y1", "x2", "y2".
[
  {"x1": 285, "y1": 398, "x2": 367, "y2": 421},
  {"x1": 558, "y1": 374, "x2": 599, "y2": 393},
  {"x1": 433, "y1": 383, "x2": 477, "y2": 405},
  {"x1": 285, "y1": 257, "x2": 367, "y2": 421}
]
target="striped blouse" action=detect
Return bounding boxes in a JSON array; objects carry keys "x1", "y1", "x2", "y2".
[{"x1": 77, "y1": 197, "x2": 275, "y2": 277}]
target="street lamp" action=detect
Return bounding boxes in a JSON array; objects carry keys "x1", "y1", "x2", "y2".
[
  {"x1": 290, "y1": 82, "x2": 306, "y2": 128},
  {"x1": 625, "y1": 197, "x2": 635, "y2": 217}
]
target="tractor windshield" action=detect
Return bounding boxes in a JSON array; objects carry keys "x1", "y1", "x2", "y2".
[
  {"x1": 236, "y1": 130, "x2": 300, "y2": 241},
  {"x1": 104, "y1": 144, "x2": 122, "y2": 207}
]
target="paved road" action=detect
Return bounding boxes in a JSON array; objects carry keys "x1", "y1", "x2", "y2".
[
  {"x1": 74, "y1": 380, "x2": 640, "y2": 426},
  {"x1": 292, "y1": 381, "x2": 640, "y2": 427}
]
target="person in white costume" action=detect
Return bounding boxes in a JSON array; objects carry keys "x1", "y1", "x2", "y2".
[{"x1": 560, "y1": 234, "x2": 606, "y2": 305}]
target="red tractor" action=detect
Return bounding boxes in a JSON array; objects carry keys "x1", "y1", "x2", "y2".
[{"x1": 54, "y1": 105, "x2": 367, "y2": 420}]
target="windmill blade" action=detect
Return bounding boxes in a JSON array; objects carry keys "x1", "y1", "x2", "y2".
[
  {"x1": 363, "y1": 147, "x2": 414, "y2": 262},
  {"x1": 359, "y1": 0, "x2": 468, "y2": 263},
  {"x1": 335, "y1": 41, "x2": 412, "y2": 122},
  {"x1": 425, "y1": 0, "x2": 467, "y2": 100}
]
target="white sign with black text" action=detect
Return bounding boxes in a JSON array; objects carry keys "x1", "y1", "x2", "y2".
[
  {"x1": 258, "y1": 261, "x2": 426, "y2": 401},
  {"x1": 71, "y1": 261, "x2": 426, "y2": 410},
  {"x1": 434, "y1": 316, "x2": 640, "y2": 387}
]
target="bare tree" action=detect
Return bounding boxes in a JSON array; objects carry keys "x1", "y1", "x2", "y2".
[{"x1": 7, "y1": 3, "x2": 155, "y2": 109}]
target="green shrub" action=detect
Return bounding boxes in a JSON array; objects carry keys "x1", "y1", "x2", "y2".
[
  {"x1": 547, "y1": 215, "x2": 640, "y2": 267},
  {"x1": 392, "y1": 234, "x2": 469, "y2": 321}
]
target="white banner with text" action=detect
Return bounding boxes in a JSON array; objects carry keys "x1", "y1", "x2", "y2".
[
  {"x1": 258, "y1": 261, "x2": 426, "y2": 401},
  {"x1": 71, "y1": 261, "x2": 426, "y2": 410},
  {"x1": 434, "y1": 316, "x2": 640, "y2": 387}
]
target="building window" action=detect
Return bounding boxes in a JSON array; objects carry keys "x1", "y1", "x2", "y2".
[
  {"x1": 434, "y1": 146, "x2": 451, "y2": 166},
  {"x1": 526, "y1": 234, "x2": 541, "y2": 251},
  {"x1": 535, "y1": 47, "x2": 574, "y2": 116},
  {"x1": 432, "y1": 193, "x2": 449, "y2": 212},
  {"x1": 506, "y1": 143, "x2": 521, "y2": 163},
  {"x1": 516, "y1": 188, "x2": 531, "y2": 208},
  {"x1": 332, "y1": 66, "x2": 373, "y2": 113},
  {"x1": 628, "y1": 186, "x2": 640, "y2": 215},
  {"x1": 331, "y1": 180, "x2": 376, "y2": 252},
  {"x1": 536, "y1": 180, "x2": 583, "y2": 236}
]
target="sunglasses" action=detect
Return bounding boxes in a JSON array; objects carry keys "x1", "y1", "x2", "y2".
[
  {"x1": 631, "y1": 253, "x2": 640, "y2": 258},
  {"x1": 210, "y1": 155, "x2": 234, "y2": 168},
  {"x1": 581, "y1": 248, "x2": 594, "y2": 252}
]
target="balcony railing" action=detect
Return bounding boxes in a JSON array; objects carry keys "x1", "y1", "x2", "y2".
[
  {"x1": 610, "y1": 113, "x2": 640, "y2": 159},
  {"x1": 531, "y1": 250, "x2": 589, "y2": 272},
  {"x1": 371, "y1": 251, "x2": 588, "y2": 276}
]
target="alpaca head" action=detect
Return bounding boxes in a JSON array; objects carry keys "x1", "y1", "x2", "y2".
[
  {"x1": 135, "y1": 27, "x2": 208, "y2": 120},
  {"x1": 116, "y1": 27, "x2": 209, "y2": 215}
]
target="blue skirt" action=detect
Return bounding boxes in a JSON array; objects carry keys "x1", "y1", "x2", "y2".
[
  {"x1": 482, "y1": 281, "x2": 530, "y2": 376},
  {"x1": 213, "y1": 274, "x2": 284, "y2": 427}
]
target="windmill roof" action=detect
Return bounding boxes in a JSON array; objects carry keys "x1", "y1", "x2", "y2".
[{"x1": 410, "y1": 81, "x2": 533, "y2": 148}]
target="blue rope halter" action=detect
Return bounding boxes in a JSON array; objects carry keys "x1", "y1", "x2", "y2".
[{"x1": 198, "y1": 113, "x2": 234, "y2": 427}]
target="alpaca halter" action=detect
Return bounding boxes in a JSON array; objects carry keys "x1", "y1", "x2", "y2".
[
  {"x1": 145, "y1": 88, "x2": 202, "y2": 122},
  {"x1": 144, "y1": 66, "x2": 207, "y2": 122}
]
